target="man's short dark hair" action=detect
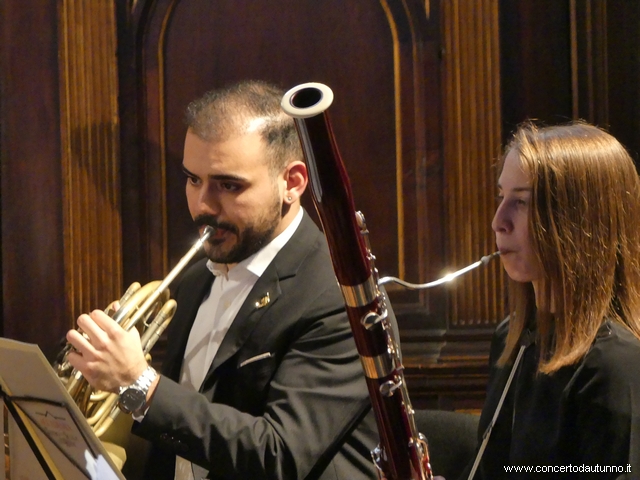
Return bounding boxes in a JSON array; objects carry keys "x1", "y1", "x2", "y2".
[{"x1": 185, "y1": 80, "x2": 303, "y2": 174}]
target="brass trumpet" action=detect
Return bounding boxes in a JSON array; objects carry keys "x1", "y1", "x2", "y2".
[{"x1": 55, "y1": 226, "x2": 213, "y2": 440}]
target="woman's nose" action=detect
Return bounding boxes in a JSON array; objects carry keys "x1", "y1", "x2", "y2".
[{"x1": 492, "y1": 202, "x2": 512, "y2": 233}]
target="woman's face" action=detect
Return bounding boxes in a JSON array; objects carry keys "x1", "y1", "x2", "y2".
[{"x1": 492, "y1": 150, "x2": 544, "y2": 287}]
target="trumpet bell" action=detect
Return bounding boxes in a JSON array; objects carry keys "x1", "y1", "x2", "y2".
[{"x1": 53, "y1": 227, "x2": 212, "y2": 469}]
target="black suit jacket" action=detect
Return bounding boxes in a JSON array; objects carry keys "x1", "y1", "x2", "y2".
[{"x1": 133, "y1": 212, "x2": 378, "y2": 479}]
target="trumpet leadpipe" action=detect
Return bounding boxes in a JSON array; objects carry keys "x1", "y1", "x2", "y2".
[{"x1": 114, "y1": 226, "x2": 214, "y2": 332}]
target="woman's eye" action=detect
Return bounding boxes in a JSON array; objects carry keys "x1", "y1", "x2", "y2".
[{"x1": 495, "y1": 194, "x2": 528, "y2": 208}]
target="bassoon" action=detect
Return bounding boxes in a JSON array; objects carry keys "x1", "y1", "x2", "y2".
[{"x1": 281, "y1": 83, "x2": 433, "y2": 480}]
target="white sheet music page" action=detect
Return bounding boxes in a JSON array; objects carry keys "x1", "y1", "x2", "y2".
[
  {"x1": 0, "y1": 337, "x2": 124, "y2": 480},
  {"x1": 1, "y1": 398, "x2": 4, "y2": 480}
]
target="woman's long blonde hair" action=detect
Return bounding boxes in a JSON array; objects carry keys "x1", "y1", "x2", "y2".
[{"x1": 497, "y1": 122, "x2": 640, "y2": 374}]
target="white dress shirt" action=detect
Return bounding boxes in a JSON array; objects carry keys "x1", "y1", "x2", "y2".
[{"x1": 175, "y1": 208, "x2": 303, "y2": 480}]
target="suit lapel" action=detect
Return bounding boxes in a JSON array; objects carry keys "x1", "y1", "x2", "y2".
[
  {"x1": 200, "y1": 211, "x2": 321, "y2": 386},
  {"x1": 206, "y1": 272, "x2": 282, "y2": 376}
]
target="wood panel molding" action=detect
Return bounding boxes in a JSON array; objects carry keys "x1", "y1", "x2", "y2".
[
  {"x1": 120, "y1": 0, "x2": 492, "y2": 409},
  {"x1": 125, "y1": 0, "x2": 448, "y2": 318},
  {"x1": 399, "y1": 2, "x2": 506, "y2": 407},
  {"x1": 134, "y1": 0, "x2": 177, "y2": 280},
  {"x1": 58, "y1": 1, "x2": 122, "y2": 318},
  {"x1": 570, "y1": 0, "x2": 609, "y2": 125},
  {"x1": 377, "y1": 0, "x2": 448, "y2": 329},
  {"x1": 440, "y1": 0, "x2": 505, "y2": 330}
]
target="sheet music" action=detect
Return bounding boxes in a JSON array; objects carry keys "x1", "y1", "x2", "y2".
[
  {"x1": 1, "y1": 399, "x2": 4, "y2": 480},
  {"x1": 15, "y1": 399, "x2": 94, "y2": 473},
  {"x1": 8, "y1": 410, "x2": 54, "y2": 480},
  {"x1": 0, "y1": 338, "x2": 124, "y2": 480}
]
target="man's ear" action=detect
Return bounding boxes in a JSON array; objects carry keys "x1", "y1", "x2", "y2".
[{"x1": 283, "y1": 160, "x2": 308, "y2": 204}]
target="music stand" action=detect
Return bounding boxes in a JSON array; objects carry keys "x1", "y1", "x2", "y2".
[{"x1": 0, "y1": 337, "x2": 124, "y2": 480}]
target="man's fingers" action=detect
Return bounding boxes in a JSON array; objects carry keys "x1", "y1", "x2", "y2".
[
  {"x1": 75, "y1": 312, "x2": 110, "y2": 348},
  {"x1": 89, "y1": 310, "x2": 143, "y2": 354},
  {"x1": 66, "y1": 328, "x2": 94, "y2": 357},
  {"x1": 65, "y1": 349, "x2": 87, "y2": 371},
  {"x1": 89, "y1": 309, "x2": 124, "y2": 337}
]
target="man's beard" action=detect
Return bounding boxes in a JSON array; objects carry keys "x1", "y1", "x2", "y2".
[{"x1": 194, "y1": 197, "x2": 282, "y2": 264}]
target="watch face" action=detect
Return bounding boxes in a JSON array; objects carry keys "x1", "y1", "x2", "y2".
[{"x1": 120, "y1": 388, "x2": 146, "y2": 413}]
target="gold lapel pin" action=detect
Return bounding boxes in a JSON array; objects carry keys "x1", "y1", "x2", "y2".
[{"x1": 255, "y1": 292, "x2": 270, "y2": 309}]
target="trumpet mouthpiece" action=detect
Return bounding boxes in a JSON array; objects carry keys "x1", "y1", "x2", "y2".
[{"x1": 201, "y1": 225, "x2": 215, "y2": 240}]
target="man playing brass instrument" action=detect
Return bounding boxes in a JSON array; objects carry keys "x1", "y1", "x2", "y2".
[{"x1": 66, "y1": 80, "x2": 378, "y2": 480}]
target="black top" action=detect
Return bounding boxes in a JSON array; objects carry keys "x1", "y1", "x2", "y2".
[{"x1": 469, "y1": 318, "x2": 640, "y2": 479}]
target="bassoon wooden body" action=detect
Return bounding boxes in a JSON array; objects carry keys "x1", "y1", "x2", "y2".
[{"x1": 281, "y1": 83, "x2": 433, "y2": 480}]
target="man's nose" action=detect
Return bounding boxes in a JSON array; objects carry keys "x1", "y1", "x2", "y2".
[{"x1": 196, "y1": 186, "x2": 221, "y2": 216}]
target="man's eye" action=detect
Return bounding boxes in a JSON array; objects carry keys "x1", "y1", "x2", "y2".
[
  {"x1": 220, "y1": 182, "x2": 241, "y2": 192},
  {"x1": 186, "y1": 176, "x2": 201, "y2": 186},
  {"x1": 495, "y1": 195, "x2": 504, "y2": 204}
]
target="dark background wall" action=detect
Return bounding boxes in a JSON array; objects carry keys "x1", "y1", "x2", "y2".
[
  {"x1": 499, "y1": 0, "x2": 640, "y2": 164},
  {"x1": 2, "y1": 0, "x2": 639, "y2": 412},
  {"x1": 0, "y1": 1, "x2": 65, "y2": 353}
]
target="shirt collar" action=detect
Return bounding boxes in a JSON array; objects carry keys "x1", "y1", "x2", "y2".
[{"x1": 206, "y1": 208, "x2": 304, "y2": 279}]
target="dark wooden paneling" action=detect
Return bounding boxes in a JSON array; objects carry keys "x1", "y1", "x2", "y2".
[
  {"x1": 118, "y1": 0, "x2": 470, "y2": 407},
  {"x1": 123, "y1": 0, "x2": 447, "y2": 326},
  {"x1": 58, "y1": 1, "x2": 123, "y2": 325},
  {"x1": 499, "y1": 0, "x2": 573, "y2": 137},
  {"x1": 1, "y1": 1, "x2": 122, "y2": 363},
  {"x1": 152, "y1": 0, "x2": 399, "y2": 278},
  {"x1": 499, "y1": 0, "x2": 640, "y2": 164},
  {"x1": 606, "y1": 1, "x2": 640, "y2": 164},
  {"x1": 116, "y1": 0, "x2": 152, "y2": 288},
  {"x1": 439, "y1": 0, "x2": 505, "y2": 335},
  {"x1": 1, "y1": 0, "x2": 638, "y2": 416},
  {"x1": 0, "y1": 0, "x2": 66, "y2": 360}
]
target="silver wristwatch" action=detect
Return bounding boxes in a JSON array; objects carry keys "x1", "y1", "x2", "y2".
[{"x1": 118, "y1": 365, "x2": 157, "y2": 414}]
